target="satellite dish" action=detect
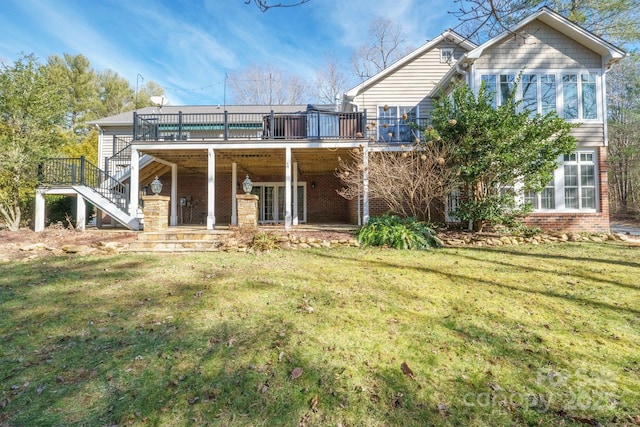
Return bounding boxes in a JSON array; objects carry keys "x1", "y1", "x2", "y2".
[{"x1": 150, "y1": 95, "x2": 168, "y2": 107}]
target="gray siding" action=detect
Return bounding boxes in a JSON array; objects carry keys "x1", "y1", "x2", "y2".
[
  {"x1": 353, "y1": 41, "x2": 467, "y2": 117},
  {"x1": 474, "y1": 21, "x2": 601, "y2": 70},
  {"x1": 570, "y1": 123, "x2": 604, "y2": 147}
]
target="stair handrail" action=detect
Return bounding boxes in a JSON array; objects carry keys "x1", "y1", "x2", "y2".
[{"x1": 39, "y1": 156, "x2": 130, "y2": 212}]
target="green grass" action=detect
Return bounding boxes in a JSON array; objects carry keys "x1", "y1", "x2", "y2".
[{"x1": 1, "y1": 242, "x2": 639, "y2": 426}]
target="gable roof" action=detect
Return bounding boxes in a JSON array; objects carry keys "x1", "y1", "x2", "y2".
[
  {"x1": 466, "y1": 6, "x2": 626, "y2": 65},
  {"x1": 429, "y1": 6, "x2": 627, "y2": 97},
  {"x1": 343, "y1": 29, "x2": 476, "y2": 101}
]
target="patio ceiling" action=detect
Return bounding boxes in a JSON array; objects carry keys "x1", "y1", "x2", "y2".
[{"x1": 139, "y1": 147, "x2": 355, "y2": 177}]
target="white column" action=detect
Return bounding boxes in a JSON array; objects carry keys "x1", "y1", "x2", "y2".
[
  {"x1": 129, "y1": 147, "x2": 140, "y2": 217},
  {"x1": 293, "y1": 161, "x2": 298, "y2": 225},
  {"x1": 207, "y1": 147, "x2": 216, "y2": 229},
  {"x1": 35, "y1": 189, "x2": 45, "y2": 232},
  {"x1": 284, "y1": 146, "x2": 292, "y2": 229},
  {"x1": 76, "y1": 196, "x2": 86, "y2": 231},
  {"x1": 170, "y1": 163, "x2": 178, "y2": 226},
  {"x1": 231, "y1": 162, "x2": 238, "y2": 225},
  {"x1": 362, "y1": 146, "x2": 370, "y2": 224}
]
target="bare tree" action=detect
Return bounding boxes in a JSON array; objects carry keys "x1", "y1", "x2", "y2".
[
  {"x1": 246, "y1": 0, "x2": 312, "y2": 12},
  {"x1": 336, "y1": 129, "x2": 459, "y2": 221},
  {"x1": 450, "y1": 0, "x2": 640, "y2": 44},
  {"x1": 351, "y1": 18, "x2": 412, "y2": 81},
  {"x1": 228, "y1": 65, "x2": 308, "y2": 105},
  {"x1": 312, "y1": 57, "x2": 350, "y2": 105}
]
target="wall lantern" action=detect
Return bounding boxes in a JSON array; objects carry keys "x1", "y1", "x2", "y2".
[
  {"x1": 242, "y1": 175, "x2": 253, "y2": 194},
  {"x1": 150, "y1": 176, "x2": 163, "y2": 195}
]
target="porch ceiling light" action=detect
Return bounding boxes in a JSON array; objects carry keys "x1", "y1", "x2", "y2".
[
  {"x1": 242, "y1": 175, "x2": 253, "y2": 194},
  {"x1": 150, "y1": 176, "x2": 163, "y2": 195}
]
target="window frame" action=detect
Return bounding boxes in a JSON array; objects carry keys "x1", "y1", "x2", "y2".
[
  {"x1": 524, "y1": 149, "x2": 599, "y2": 213},
  {"x1": 475, "y1": 69, "x2": 602, "y2": 122},
  {"x1": 376, "y1": 105, "x2": 420, "y2": 143},
  {"x1": 440, "y1": 48, "x2": 454, "y2": 63}
]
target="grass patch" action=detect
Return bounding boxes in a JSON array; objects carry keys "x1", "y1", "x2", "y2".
[{"x1": 1, "y1": 243, "x2": 639, "y2": 426}]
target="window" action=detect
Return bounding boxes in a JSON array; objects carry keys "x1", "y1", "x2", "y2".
[
  {"x1": 522, "y1": 74, "x2": 556, "y2": 116},
  {"x1": 440, "y1": 48, "x2": 454, "y2": 63},
  {"x1": 563, "y1": 152, "x2": 596, "y2": 209},
  {"x1": 478, "y1": 71, "x2": 600, "y2": 120},
  {"x1": 377, "y1": 105, "x2": 418, "y2": 143},
  {"x1": 481, "y1": 74, "x2": 515, "y2": 107},
  {"x1": 523, "y1": 150, "x2": 597, "y2": 212}
]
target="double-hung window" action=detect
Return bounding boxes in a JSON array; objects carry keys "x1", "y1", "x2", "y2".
[{"x1": 481, "y1": 74, "x2": 515, "y2": 107}]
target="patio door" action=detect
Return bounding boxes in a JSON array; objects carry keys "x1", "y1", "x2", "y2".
[{"x1": 251, "y1": 183, "x2": 306, "y2": 223}]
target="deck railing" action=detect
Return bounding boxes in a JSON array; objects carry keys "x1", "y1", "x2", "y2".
[
  {"x1": 39, "y1": 156, "x2": 130, "y2": 212},
  {"x1": 132, "y1": 110, "x2": 430, "y2": 143}
]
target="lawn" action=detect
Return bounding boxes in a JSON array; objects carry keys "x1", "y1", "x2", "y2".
[{"x1": 1, "y1": 242, "x2": 639, "y2": 426}]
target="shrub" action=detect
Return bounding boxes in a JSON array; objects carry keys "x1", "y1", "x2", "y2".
[
  {"x1": 356, "y1": 214, "x2": 442, "y2": 250},
  {"x1": 251, "y1": 231, "x2": 280, "y2": 252}
]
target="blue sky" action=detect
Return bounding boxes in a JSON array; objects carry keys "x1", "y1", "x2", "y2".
[{"x1": 0, "y1": 0, "x2": 460, "y2": 105}]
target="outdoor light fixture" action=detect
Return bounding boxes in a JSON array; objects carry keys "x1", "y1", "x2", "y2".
[
  {"x1": 242, "y1": 175, "x2": 253, "y2": 194},
  {"x1": 150, "y1": 176, "x2": 163, "y2": 195}
]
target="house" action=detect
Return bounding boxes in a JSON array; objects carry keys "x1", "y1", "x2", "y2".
[{"x1": 35, "y1": 7, "x2": 625, "y2": 233}]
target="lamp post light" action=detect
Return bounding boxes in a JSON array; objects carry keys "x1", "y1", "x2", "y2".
[
  {"x1": 242, "y1": 175, "x2": 253, "y2": 194},
  {"x1": 150, "y1": 176, "x2": 163, "y2": 195}
]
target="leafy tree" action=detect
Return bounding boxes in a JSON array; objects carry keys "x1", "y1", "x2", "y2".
[
  {"x1": 59, "y1": 129, "x2": 99, "y2": 164},
  {"x1": 47, "y1": 53, "x2": 99, "y2": 136},
  {"x1": 0, "y1": 54, "x2": 68, "y2": 230},
  {"x1": 432, "y1": 83, "x2": 576, "y2": 231},
  {"x1": 607, "y1": 54, "x2": 640, "y2": 214},
  {"x1": 97, "y1": 69, "x2": 135, "y2": 116}
]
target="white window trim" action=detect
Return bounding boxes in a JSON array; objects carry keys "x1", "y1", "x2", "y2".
[
  {"x1": 440, "y1": 48, "x2": 454, "y2": 63},
  {"x1": 526, "y1": 149, "x2": 599, "y2": 213},
  {"x1": 252, "y1": 181, "x2": 307, "y2": 223},
  {"x1": 376, "y1": 105, "x2": 420, "y2": 143},
  {"x1": 474, "y1": 69, "x2": 603, "y2": 123}
]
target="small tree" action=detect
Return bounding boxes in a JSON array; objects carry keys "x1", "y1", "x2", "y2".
[
  {"x1": 0, "y1": 54, "x2": 68, "y2": 230},
  {"x1": 432, "y1": 83, "x2": 576, "y2": 231},
  {"x1": 336, "y1": 127, "x2": 459, "y2": 222}
]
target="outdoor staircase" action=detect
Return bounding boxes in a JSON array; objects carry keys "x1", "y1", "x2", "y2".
[
  {"x1": 39, "y1": 156, "x2": 141, "y2": 230},
  {"x1": 122, "y1": 229, "x2": 235, "y2": 253}
]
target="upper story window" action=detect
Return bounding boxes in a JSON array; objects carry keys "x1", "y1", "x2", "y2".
[
  {"x1": 377, "y1": 105, "x2": 419, "y2": 143},
  {"x1": 440, "y1": 48, "x2": 454, "y2": 63},
  {"x1": 478, "y1": 70, "x2": 601, "y2": 121}
]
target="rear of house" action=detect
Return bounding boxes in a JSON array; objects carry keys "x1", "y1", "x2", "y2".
[{"x1": 35, "y1": 7, "x2": 624, "y2": 234}]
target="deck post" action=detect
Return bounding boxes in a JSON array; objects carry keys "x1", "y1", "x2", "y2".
[
  {"x1": 231, "y1": 162, "x2": 238, "y2": 225},
  {"x1": 284, "y1": 146, "x2": 292, "y2": 229},
  {"x1": 76, "y1": 195, "x2": 86, "y2": 231},
  {"x1": 207, "y1": 147, "x2": 216, "y2": 230},
  {"x1": 362, "y1": 146, "x2": 370, "y2": 224},
  {"x1": 129, "y1": 147, "x2": 140, "y2": 217},
  {"x1": 293, "y1": 161, "x2": 298, "y2": 225},
  {"x1": 34, "y1": 189, "x2": 45, "y2": 232},
  {"x1": 170, "y1": 163, "x2": 178, "y2": 226}
]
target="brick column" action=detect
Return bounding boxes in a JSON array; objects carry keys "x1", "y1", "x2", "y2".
[
  {"x1": 142, "y1": 195, "x2": 170, "y2": 232},
  {"x1": 236, "y1": 194, "x2": 258, "y2": 229}
]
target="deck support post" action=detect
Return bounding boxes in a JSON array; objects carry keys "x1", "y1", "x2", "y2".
[
  {"x1": 362, "y1": 146, "x2": 370, "y2": 224},
  {"x1": 207, "y1": 147, "x2": 216, "y2": 230},
  {"x1": 129, "y1": 148, "x2": 140, "y2": 218},
  {"x1": 231, "y1": 162, "x2": 238, "y2": 225},
  {"x1": 293, "y1": 161, "x2": 298, "y2": 225},
  {"x1": 285, "y1": 146, "x2": 292, "y2": 230},
  {"x1": 170, "y1": 163, "x2": 178, "y2": 226}
]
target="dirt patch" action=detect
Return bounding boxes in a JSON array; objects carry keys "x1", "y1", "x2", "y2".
[{"x1": 0, "y1": 227, "x2": 138, "y2": 262}]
